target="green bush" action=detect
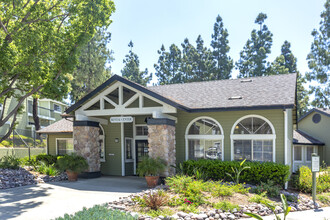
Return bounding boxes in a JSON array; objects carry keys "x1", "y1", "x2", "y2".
[
  {"x1": 317, "y1": 193, "x2": 330, "y2": 205},
  {"x1": 0, "y1": 155, "x2": 20, "y2": 169},
  {"x1": 37, "y1": 162, "x2": 59, "y2": 176},
  {"x1": 183, "y1": 159, "x2": 290, "y2": 186},
  {"x1": 298, "y1": 166, "x2": 330, "y2": 193},
  {"x1": 57, "y1": 154, "x2": 88, "y2": 173},
  {"x1": 210, "y1": 182, "x2": 249, "y2": 197},
  {"x1": 36, "y1": 154, "x2": 57, "y2": 165},
  {"x1": 20, "y1": 155, "x2": 38, "y2": 167},
  {"x1": 248, "y1": 192, "x2": 272, "y2": 204},
  {"x1": 213, "y1": 201, "x2": 239, "y2": 212},
  {"x1": 136, "y1": 157, "x2": 165, "y2": 177},
  {"x1": 252, "y1": 180, "x2": 281, "y2": 198},
  {"x1": 55, "y1": 204, "x2": 138, "y2": 220}
]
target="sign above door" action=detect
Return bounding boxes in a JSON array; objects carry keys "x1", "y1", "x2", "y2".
[{"x1": 110, "y1": 116, "x2": 133, "y2": 123}]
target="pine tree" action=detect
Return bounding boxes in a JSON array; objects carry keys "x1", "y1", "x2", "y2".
[
  {"x1": 121, "y1": 41, "x2": 152, "y2": 86},
  {"x1": 210, "y1": 15, "x2": 233, "y2": 79},
  {"x1": 154, "y1": 44, "x2": 182, "y2": 84},
  {"x1": 70, "y1": 28, "x2": 113, "y2": 103},
  {"x1": 236, "y1": 13, "x2": 273, "y2": 77},
  {"x1": 306, "y1": 0, "x2": 329, "y2": 108},
  {"x1": 181, "y1": 38, "x2": 196, "y2": 82}
]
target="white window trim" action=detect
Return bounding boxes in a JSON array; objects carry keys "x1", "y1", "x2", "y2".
[
  {"x1": 230, "y1": 115, "x2": 276, "y2": 162},
  {"x1": 55, "y1": 138, "x2": 74, "y2": 156},
  {"x1": 185, "y1": 116, "x2": 224, "y2": 161},
  {"x1": 125, "y1": 137, "x2": 134, "y2": 162},
  {"x1": 135, "y1": 124, "x2": 148, "y2": 137},
  {"x1": 99, "y1": 125, "x2": 106, "y2": 162}
]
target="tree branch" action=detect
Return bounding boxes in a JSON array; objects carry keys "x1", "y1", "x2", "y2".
[
  {"x1": 0, "y1": 110, "x2": 19, "y2": 143},
  {"x1": 0, "y1": 97, "x2": 8, "y2": 121},
  {"x1": 0, "y1": 74, "x2": 19, "y2": 98}
]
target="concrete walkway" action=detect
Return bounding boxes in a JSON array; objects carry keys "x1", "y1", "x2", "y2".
[{"x1": 0, "y1": 176, "x2": 147, "y2": 220}]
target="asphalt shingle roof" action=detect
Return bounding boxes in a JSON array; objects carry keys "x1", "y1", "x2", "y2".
[
  {"x1": 148, "y1": 73, "x2": 297, "y2": 110},
  {"x1": 37, "y1": 119, "x2": 73, "y2": 134},
  {"x1": 293, "y1": 130, "x2": 324, "y2": 146}
]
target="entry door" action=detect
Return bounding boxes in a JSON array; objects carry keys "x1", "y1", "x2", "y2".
[{"x1": 135, "y1": 140, "x2": 148, "y2": 169}]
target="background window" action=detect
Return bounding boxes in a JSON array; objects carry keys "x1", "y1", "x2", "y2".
[
  {"x1": 57, "y1": 139, "x2": 74, "y2": 155},
  {"x1": 125, "y1": 138, "x2": 133, "y2": 161},
  {"x1": 234, "y1": 140, "x2": 252, "y2": 160},
  {"x1": 294, "y1": 146, "x2": 302, "y2": 161},
  {"x1": 99, "y1": 126, "x2": 105, "y2": 162},
  {"x1": 306, "y1": 146, "x2": 313, "y2": 161},
  {"x1": 136, "y1": 126, "x2": 148, "y2": 136},
  {"x1": 54, "y1": 104, "x2": 61, "y2": 112}
]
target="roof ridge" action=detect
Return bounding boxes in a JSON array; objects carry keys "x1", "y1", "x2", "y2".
[{"x1": 148, "y1": 73, "x2": 297, "y2": 88}]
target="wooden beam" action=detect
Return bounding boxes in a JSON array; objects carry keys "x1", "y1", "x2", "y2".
[{"x1": 123, "y1": 93, "x2": 139, "y2": 107}]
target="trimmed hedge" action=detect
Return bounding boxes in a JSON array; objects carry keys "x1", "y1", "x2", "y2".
[
  {"x1": 36, "y1": 154, "x2": 57, "y2": 165},
  {"x1": 183, "y1": 159, "x2": 290, "y2": 186}
]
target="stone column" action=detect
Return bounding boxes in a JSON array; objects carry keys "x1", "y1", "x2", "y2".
[
  {"x1": 73, "y1": 120, "x2": 101, "y2": 178},
  {"x1": 147, "y1": 118, "x2": 176, "y2": 177}
]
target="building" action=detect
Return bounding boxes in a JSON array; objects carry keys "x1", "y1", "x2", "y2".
[
  {"x1": 38, "y1": 73, "x2": 299, "y2": 177},
  {"x1": 292, "y1": 108, "x2": 329, "y2": 171},
  {"x1": 0, "y1": 97, "x2": 68, "y2": 138}
]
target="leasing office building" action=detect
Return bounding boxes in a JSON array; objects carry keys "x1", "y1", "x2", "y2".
[{"x1": 40, "y1": 73, "x2": 299, "y2": 177}]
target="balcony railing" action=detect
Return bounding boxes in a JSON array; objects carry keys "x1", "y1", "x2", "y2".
[{"x1": 28, "y1": 104, "x2": 55, "y2": 119}]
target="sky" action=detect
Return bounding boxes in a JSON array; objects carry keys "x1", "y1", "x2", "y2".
[{"x1": 107, "y1": 0, "x2": 325, "y2": 85}]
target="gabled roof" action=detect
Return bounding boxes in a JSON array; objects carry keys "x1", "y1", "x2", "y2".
[
  {"x1": 37, "y1": 119, "x2": 73, "y2": 134},
  {"x1": 298, "y1": 108, "x2": 330, "y2": 122},
  {"x1": 293, "y1": 130, "x2": 324, "y2": 146},
  {"x1": 66, "y1": 73, "x2": 297, "y2": 114}
]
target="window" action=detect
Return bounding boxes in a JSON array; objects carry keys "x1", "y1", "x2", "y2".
[
  {"x1": 306, "y1": 146, "x2": 313, "y2": 161},
  {"x1": 54, "y1": 104, "x2": 61, "y2": 113},
  {"x1": 125, "y1": 138, "x2": 133, "y2": 161},
  {"x1": 99, "y1": 125, "x2": 105, "y2": 162},
  {"x1": 27, "y1": 100, "x2": 33, "y2": 114},
  {"x1": 56, "y1": 138, "x2": 74, "y2": 155},
  {"x1": 294, "y1": 146, "x2": 302, "y2": 161},
  {"x1": 186, "y1": 117, "x2": 224, "y2": 161},
  {"x1": 231, "y1": 115, "x2": 275, "y2": 162},
  {"x1": 136, "y1": 125, "x2": 148, "y2": 136}
]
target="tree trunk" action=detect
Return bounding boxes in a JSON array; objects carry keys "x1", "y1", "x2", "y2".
[{"x1": 32, "y1": 97, "x2": 41, "y2": 134}]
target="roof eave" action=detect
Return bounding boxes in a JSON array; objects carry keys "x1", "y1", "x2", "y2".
[{"x1": 187, "y1": 104, "x2": 295, "y2": 113}]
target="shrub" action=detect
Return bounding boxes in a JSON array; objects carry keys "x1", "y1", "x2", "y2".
[
  {"x1": 0, "y1": 155, "x2": 20, "y2": 169},
  {"x1": 166, "y1": 175, "x2": 194, "y2": 194},
  {"x1": 183, "y1": 159, "x2": 290, "y2": 186},
  {"x1": 20, "y1": 155, "x2": 38, "y2": 167},
  {"x1": 179, "y1": 203, "x2": 199, "y2": 213},
  {"x1": 317, "y1": 193, "x2": 330, "y2": 205},
  {"x1": 210, "y1": 182, "x2": 249, "y2": 197},
  {"x1": 249, "y1": 192, "x2": 272, "y2": 204},
  {"x1": 136, "y1": 157, "x2": 165, "y2": 177},
  {"x1": 57, "y1": 154, "x2": 88, "y2": 173},
  {"x1": 37, "y1": 162, "x2": 59, "y2": 176},
  {"x1": 36, "y1": 154, "x2": 57, "y2": 165},
  {"x1": 139, "y1": 190, "x2": 168, "y2": 210},
  {"x1": 213, "y1": 201, "x2": 239, "y2": 212},
  {"x1": 145, "y1": 208, "x2": 174, "y2": 217},
  {"x1": 297, "y1": 166, "x2": 330, "y2": 193},
  {"x1": 55, "y1": 204, "x2": 138, "y2": 220},
  {"x1": 226, "y1": 159, "x2": 250, "y2": 184},
  {"x1": 252, "y1": 180, "x2": 281, "y2": 198}
]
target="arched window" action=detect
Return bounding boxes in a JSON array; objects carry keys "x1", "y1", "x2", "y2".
[
  {"x1": 231, "y1": 115, "x2": 276, "y2": 162},
  {"x1": 185, "y1": 117, "x2": 224, "y2": 161},
  {"x1": 99, "y1": 125, "x2": 105, "y2": 162}
]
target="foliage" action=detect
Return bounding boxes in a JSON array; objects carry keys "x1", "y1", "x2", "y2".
[
  {"x1": 306, "y1": 0, "x2": 329, "y2": 108},
  {"x1": 37, "y1": 162, "x2": 59, "y2": 176},
  {"x1": 226, "y1": 159, "x2": 250, "y2": 184},
  {"x1": 20, "y1": 155, "x2": 38, "y2": 167},
  {"x1": 0, "y1": 155, "x2": 20, "y2": 169},
  {"x1": 70, "y1": 28, "x2": 113, "y2": 103},
  {"x1": 136, "y1": 157, "x2": 165, "y2": 177},
  {"x1": 192, "y1": 167, "x2": 209, "y2": 181},
  {"x1": 248, "y1": 192, "x2": 272, "y2": 204},
  {"x1": 57, "y1": 154, "x2": 88, "y2": 174},
  {"x1": 183, "y1": 159, "x2": 290, "y2": 186},
  {"x1": 36, "y1": 154, "x2": 57, "y2": 166},
  {"x1": 0, "y1": 0, "x2": 115, "y2": 142},
  {"x1": 297, "y1": 166, "x2": 330, "y2": 193},
  {"x1": 213, "y1": 201, "x2": 239, "y2": 212},
  {"x1": 252, "y1": 180, "x2": 281, "y2": 198},
  {"x1": 140, "y1": 190, "x2": 168, "y2": 210},
  {"x1": 178, "y1": 203, "x2": 199, "y2": 213},
  {"x1": 210, "y1": 15, "x2": 233, "y2": 80},
  {"x1": 210, "y1": 182, "x2": 249, "y2": 197},
  {"x1": 317, "y1": 193, "x2": 330, "y2": 205},
  {"x1": 245, "y1": 194, "x2": 291, "y2": 220},
  {"x1": 145, "y1": 208, "x2": 174, "y2": 218},
  {"x1": 122, "y1": 41, "x2": 152, "y2": 86},
  {"x1": 236, "y1": 13, "x2": 273, "y2": 77},
  {"x1": 166, "y1": 175, "x2": 195, "y2": 194},
  {"x1": 55, "y1": 204, "x2": 138, "y2": 220}
]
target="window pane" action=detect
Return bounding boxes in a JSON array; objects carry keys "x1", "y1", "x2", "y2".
[
  {"x1": 54, "y1": 104, "x2": 61, "y2": 112},
  {"x1": 188, "y1": 139, "x2": 203, "y2": 160},
  {"x1": 252, "y1": 140, "x2": 273, "y2": 162},
  {"x1": 136, "y1": 126, "x2": 148, "y2": 136},
  {"x1": 188, "y1": 139, "x2": 222, "y2": 160},
  {"x1": 99, "y1": 135, "x2": 105, "y2": 160},
  {"x1": 125, "y1": 139, "x2": 132, "y2": 160},
  {"x1": 294, "y1": 146, "x2": 302, "y2": 161},
  {"x1": 57, "y1": 139, "x2": 74, "y2": 155},
  {"x1": 234, "y1": 140, "x2": 252, "y2": 161},
  {"x1": 188, "y1": 119, "x2": 221, "y2": 135},
  {"x1": 234, "y1": 117, "x2": 272, "y2": 134},
  {"x1": 306, "y1": 147, "x2": 313, "y2": 161},
  {"x1": 205, "y1": 140, "x2": 222, "y2": 160}
]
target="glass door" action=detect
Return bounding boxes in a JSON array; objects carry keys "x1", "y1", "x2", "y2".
[{"x1": 135, "y1": 140, "x2": 148, "y2": 169}]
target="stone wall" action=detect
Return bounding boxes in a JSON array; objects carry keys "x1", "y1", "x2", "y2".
[
  {"x1": 73, "y1": 124, "x2": 100, "y2": 173},
  {"x1": 147, "y1": 119, "x2": 176, "y2": 177}
]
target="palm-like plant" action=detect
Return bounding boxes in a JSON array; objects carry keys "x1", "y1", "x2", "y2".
[{"x1": 226, "y1": 159, "x2": 250, "y2": 184}]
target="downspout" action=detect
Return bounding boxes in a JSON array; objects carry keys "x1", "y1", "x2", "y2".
[{"x1": 284, "y1": 109, "x2": 288, "y2": 189}]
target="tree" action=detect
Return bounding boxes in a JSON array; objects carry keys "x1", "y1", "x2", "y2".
[
  {"x1": 70, "y1": 28, "x2": 113, "y2": 103},
  {"x1": 0, "y1": 0, "x2": 115, "y2": 142},
  {"x1": 236, "y1": 13, "x2": 273, "y2": 77},
  {"x1": 306, "y1": 0, "x2": 329, "y2": 108},
  {"x1": 210, "y1": 15, "x2": 233, "y2": 79},
  {"x1": 180, "y1": 38, "x2": 196, "y2": 82},
  {"x1": 269, "y1": 41, "x2": 309, "y2": 117},
  {"x1": 154, "y1": 44, "x2": 182, "y2": 85},
  {"x1": 121, "y1": 41, "x2": 152, "y2": 86}
]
